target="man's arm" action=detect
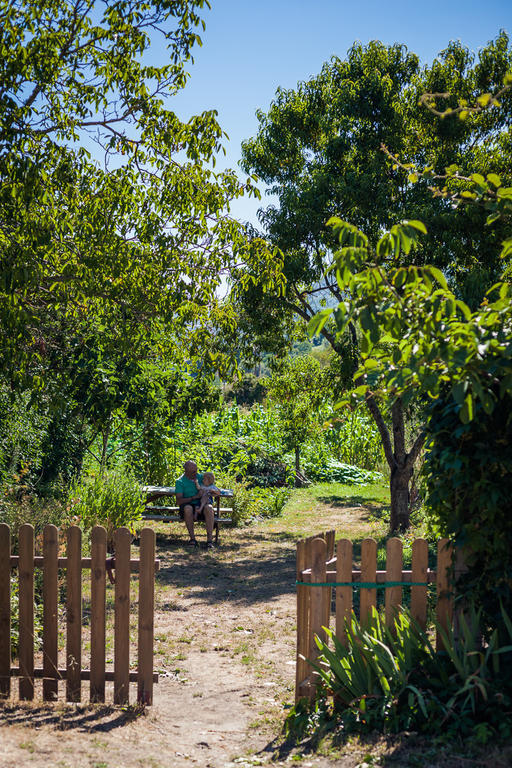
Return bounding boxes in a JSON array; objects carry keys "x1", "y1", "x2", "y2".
[{"x1": 175, "y1": 491, "x2": 200, "y2": 506}]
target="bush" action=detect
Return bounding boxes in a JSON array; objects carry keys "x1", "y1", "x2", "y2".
[
  {"x1": 67, "y1": 467, "x2": 143, "y2": 550},
  {"x1": 423, "y1": 392, "x2": 512, "y2": 636},
  {"x1": 286, "y1": 605, "x2": 512, "y2": 743},
  {"x1": 217, "y1": 474, "x2": 290, "y2": 525},
  {"x1": 0, "y1": 481, "x2": 66, "y2": 548}
]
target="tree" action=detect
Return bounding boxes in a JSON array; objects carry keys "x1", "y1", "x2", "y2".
[
  {"x1": 0, "y1": 0, "x2": 267, "y2": 489},
  {"x1": 265, "y1": 355, "x2": 325, "y2": 485},
  {"x1": 317, "y1": 213, "x2": 512, "y2": 631},
  {"x1": 0, "y1": 0, "x2": 259, "y2": 389},
  {"x1": 232, "y1": 35, "x2": 512, "y2": 529}
]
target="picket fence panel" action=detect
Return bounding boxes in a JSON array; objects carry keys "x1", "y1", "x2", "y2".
[
  {"x1": 295, "y1": 533, "x2": 453, "y2": 701},
  {"x1": 0, "y1": 523, "x2": 159, "y2": 705}
]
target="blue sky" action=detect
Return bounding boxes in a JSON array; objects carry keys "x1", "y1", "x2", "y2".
[{"x1": 160, "y1": 0, "x2": 512, "y2": 225}]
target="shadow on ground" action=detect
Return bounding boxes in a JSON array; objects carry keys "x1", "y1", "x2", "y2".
[
  {"x1": 152, "y1": 529, "x2": 297, "y2": 609},
  {"x1": 0, "y1": 703, "x2": 146, "y2": 732}
]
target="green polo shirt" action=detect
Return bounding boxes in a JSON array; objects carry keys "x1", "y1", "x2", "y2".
[{"x1": 175, "y1": 473, "x2": 203, "y2": 499}]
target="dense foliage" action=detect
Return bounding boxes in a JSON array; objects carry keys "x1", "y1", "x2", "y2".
[
  {"x1": 233, "y1": 34, "x2": 512, "y2": 530},
  {"x1": 287, "y1": 606, "x2": 512, "y2": 744}
]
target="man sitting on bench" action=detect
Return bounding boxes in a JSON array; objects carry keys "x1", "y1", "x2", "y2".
[{"x1": 175, "y1": 460, "x2": 219, "y2": 549}]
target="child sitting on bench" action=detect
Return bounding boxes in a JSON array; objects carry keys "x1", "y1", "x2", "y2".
[{"x1": 194, "y1": 471, "x2": 220, "y2": 521}]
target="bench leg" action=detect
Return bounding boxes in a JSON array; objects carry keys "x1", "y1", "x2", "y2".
[{"x1": 214, "y1": 521, "x2": 219, "y2": 544}]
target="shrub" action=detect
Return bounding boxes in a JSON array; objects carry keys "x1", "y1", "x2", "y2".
[
  {"x1": 67, "y1": 467, "x2": 143, "y2": 550},
  {"x1": 286, "y1": 604, "x2": 512, "y2": 743},
  {"x1": 423, "y1": 392, "x2": 512, "y2": 637},
  {"x1": 216, "y1": 474, "x2": 290, "y2": 525}
]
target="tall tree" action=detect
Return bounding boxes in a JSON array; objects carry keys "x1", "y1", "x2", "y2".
[
  {"x1": 0, "y1": 0, "x2": 258, "y2": 389},
  {"x1": 232, "y1": 35, "x2": 512, "y2": 529}
]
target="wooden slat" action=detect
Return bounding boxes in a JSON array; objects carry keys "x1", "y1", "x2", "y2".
[
  {"x1": 360, "y1": 538, "x2": 377, "y2": 626},
  {"x1": 304, "y1": 568, "x2": 437, "y2": 584},
  {"x1": 114, "y1": 527, "x2": 131, "y2": 705},
  {"x1": 335, "y1": 539, "x2": 352, "y2": 647},
  {"x1": 90, "y1": 526, "x2": 106, "y2": 703},
  {"x1": 436, "y1": 538, "x2": 453, "y2": 651},
  {"x1": 138, "y1": 528, "x2": 155, "y2": 705},
  {"x1": 9, "y1": 556, "x2": 159, "y2": 572},
  {"x1": 295, "y1": 539, "x2": 308, "y2": 702},
  {"x1": 66, "y1": 526, "x2": 82, "y2": 702},
  {"x1": 19, "y1": 524, "x2": 34, "y2": 700},
  {"x1": 322, "y1": 531, "x2": 335, "y2": 637},
  {"x1": 0, "y1": 524, "x2": 11, "y2": 697},
  {"x1": 308, "y1": 537, "x2": 327, "y2": 700},
  {"x1": 411, "y1": 538, "x2": 428, "y2": 630},
  {"x1": 9, "y1": 667, "x2": 158, "y2": 682},
  {"x1": 43, "y1": 525, "x2": 59, "y2": 701},
  {"x1": 325, "y1": 530, "x2": 335, "y2": 560},
  {"x1": 385, "y1": 537, "x2": 403, "y2": 630}
]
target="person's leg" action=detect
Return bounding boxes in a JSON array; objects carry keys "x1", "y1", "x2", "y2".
[
  {"x1": 203, "y1": 503, "x2": 214, "y2": 544},
  {"x1": 182, "y1": 505, "x2": 197, "y2": 542}
]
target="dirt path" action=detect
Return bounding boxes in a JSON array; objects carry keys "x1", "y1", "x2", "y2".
[{"x1": 0, "y1": 502, "x2": 375, "y2": 768}]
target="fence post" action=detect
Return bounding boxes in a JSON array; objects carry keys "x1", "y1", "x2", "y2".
[
  {"x1": 385, "y1": 537, "x2": 403, "y2": 630},
  {"x1": 90, "y1": 526, "x2": 107, "y2": 703},
  {"x1": 0, "y1": 524, "x2": 10, "y2": 698},
  {"x1": 436, "y1": 538, "x2": 453, "y2": 651},
  {"x1": 335, "y1": 539, "x2": 352, "y2": 647},
  {"x1": 360, "y1": 538, "x2": 377, "y2": 625},
  {"x1": 308, "y1": 537, "x2": 327, "y2": 700},
  {"x1": 19, "y1": 524, "x2": 34, "y2": 701},
  {"x1": 114, "y1": 527, "x2": 131, "y2": 705},
  {"x1": 411, "y1": 538, "x2": 428, "y2": 630},
  {"x1": 67, "y1": 526, "x2": 82, "y2": 702},
  {"x1": 43, "y1": 525, "x2": 59, "y2": 701},
  {"x1": 138, "y1": 528, "x2": 155, "y2": 705},
  {"x1": 295, "y1": 538, "x2": 307, "y2": 702}
]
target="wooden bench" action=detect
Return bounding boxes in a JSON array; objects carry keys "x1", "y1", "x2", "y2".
[{"x1": 141, "y1": 486, "x2": 234, "y2": 544}]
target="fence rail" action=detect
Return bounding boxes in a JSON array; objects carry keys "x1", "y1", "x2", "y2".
[
  {"x1": 0, "y1": 523, "x2": 159, "y2": 705},
  {"x1": 295, "y1": 533, "x2": 453, "y2": 701}
]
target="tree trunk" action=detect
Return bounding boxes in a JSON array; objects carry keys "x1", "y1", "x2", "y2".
[
  {"x1": 365, "y1": 395, "x2": 425, "y2": 532},
  {"x1": 390, "y1": 465, "x2": 412, "y2": 531},
  {"x1": 100, "y1": 420, "x2": 111, "y2": 474},
  {"x1": 294, "y1": 445, "x2": 301, "y2": 487}
]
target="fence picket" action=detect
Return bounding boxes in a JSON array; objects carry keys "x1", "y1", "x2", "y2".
[
  {"x1": 308, "y1": 537, "x2": 327, "y2": 699},
  {"x1": 90, "y1": 526, "x2": 106, "y2": 703},
  {"x1": 114, "y1": 527, "x2": 131, "y2": 705},
  {"x1": 138, "y1": 528, "x2": 155, "y2": 705},
  {"x1": 0, "y1": 524, "x2": 10, "y2": 698},
  {"x1": 67, "y1": 526, "x2": 82, "y2": 702},
  {"x1": 436, "y1": 538, "x2": 453, "y2": 651},
  {"x1": 385, "y1": 537, "x2": 403, "y2": 629},
  {"x1": 19, "y1": 524, "x2": 34, "y2": 700},
  {"x1": 295, "y1": 538, "x2": 308, "y2": 702},
  {"x1": 411, "y1": 538, "x2": 428, "y2": 629},
  {"x1": 360, "y1": 538, "x2": 377, "y2": 625},
  {"x1": 43, "y1": 525, "x2": 59, "y2": 701},
  {"x1": 335, "y1": 539, "x2": 352, "y2": 647}
]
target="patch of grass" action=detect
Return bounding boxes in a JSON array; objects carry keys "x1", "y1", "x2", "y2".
[{"x1": 19, "y1": 740, "x2": 35, "y2": 753}]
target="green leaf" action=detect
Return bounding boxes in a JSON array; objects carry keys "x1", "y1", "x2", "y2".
[
  {"x1": 460, "y1": 393, "x2": 474, "y2": 423},
  {"x1": 307, "y1": 308, "x2": 333, "y2": 337},
  {"x1": 486, "y1": 173, "x2": 502, "y2": 188},
  {"x1": 427, "y1": 266, "x2": 448, "y2": 290}
]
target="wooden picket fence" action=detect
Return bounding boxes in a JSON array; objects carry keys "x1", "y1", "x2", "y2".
[
  {"x1": 295, "y1": 532, "x2": 453, "y2": 701},
  {"x1": 0, "y1": 523, "x2": 160, "y2": 705}
]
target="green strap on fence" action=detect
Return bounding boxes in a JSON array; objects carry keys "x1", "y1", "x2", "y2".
[{"x1": 296, "y1": 580, "x2": 429, "y2": 588}]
